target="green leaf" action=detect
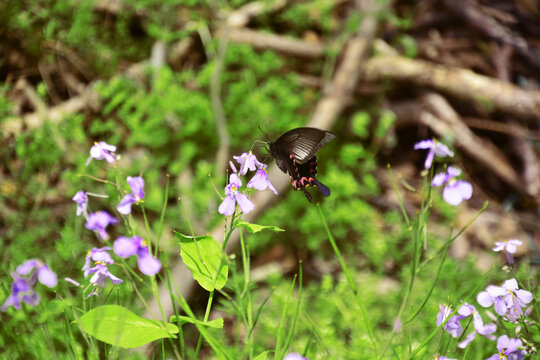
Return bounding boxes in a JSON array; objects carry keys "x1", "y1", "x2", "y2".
[
  {"x1": 235, "y1": 219, "x2": 285, "y2": 233},
  {"x1": 174, "y1": 231, "x2": 228, "y2": 291},
  {"x1": 169, "y1": 315, "x2": 224, "y2": 328},
  {"x1": 254, "y1": 351, "x2": 270, "y2": 360},
  {"x1": 78, "y1": 305, "x2": 178, "y2": 349}
]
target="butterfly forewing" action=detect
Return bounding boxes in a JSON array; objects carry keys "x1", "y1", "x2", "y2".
[{"x1": 271, "y1": 127, "x2": 335, "y2": 164}]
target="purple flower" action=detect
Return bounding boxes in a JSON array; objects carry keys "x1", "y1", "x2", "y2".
[
  {"x1": 82, "y1": 247, "x2": 114, "y2": 278},
  {"x1": 493, "y1": 239, "x2": 522, "y2": 254},
  {"x1": 65, "y1": 278, "x2": 81, "y2": 287},
  {"x1": 113, "y1": 236, "x2": 161, "y2": 276},
  {"x1": 85, "y1": 211, "x2": 118, "y2": 240},
  {"x1": 218, "y1": 173, "x2": 254, "y2": 216},
  {"x1": 16, "y1": 259, "x2": 58, "y2": 288},
  {"x1": 72, "y1": 191, "x2": 88, "y2": 217},
  {"x1": 486, "y1": 335, "x2": 526, "y2": 360},
  {"x1": 478, "y1": 279, "x2": 532, "y2": 320},
  {"x1": 81, "y1": 247, "x2": 122, "y2": 288},
  {"x1": 493, "y1": 239, "x2": 523, "y2": 264},
  {"x1": 477, "y1": 285, "x2": 509, "y2": 316},
  {"x1": 117, "y1": 176, "x2": 145, "y2": 215},
  {"x1": 436, "y1": 304, "x2": 464, "y2": 338},
  {"x1": 1, "y1": 274, "x2": 39, "y2": 311},
  {"x1": 233, "y1": 151, "x2": 264, "y2": 175},
  {"x1": 86, "y1": 263, "x2": 123, "y2": 288},
  {"x1": 1, "y1": 259, "x2": 57, "y2": 311},
  {"x1": 432, "y1": 166, "x2": 472, "y2": 206},
  {"x1": 414, "y1": 139, "x2": 454, "y2": 169},
  {"x1": 247, "y1": 166, "x2": 277, "y2": 194},
  {"x1": 283, "y1": 354, "x2": 308, "y2": 360},
  {"x1": 456, "y1": 303, "x2": 497, "y2": 348},
  {"x1": 85, "y1": 141, "x2": 117, "y2": 166}
]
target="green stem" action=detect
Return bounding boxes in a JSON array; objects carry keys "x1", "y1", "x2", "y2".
[{"x1": 317, "y1": 205, "x2": 376, "y2": 348}]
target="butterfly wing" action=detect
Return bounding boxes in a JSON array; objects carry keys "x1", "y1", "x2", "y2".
[{"x1": 271, "y1": 127, "x2": 335, "y2": 165}]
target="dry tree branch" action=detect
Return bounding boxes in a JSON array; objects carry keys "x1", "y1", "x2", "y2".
[
  {"x1": 226, "y1": 28, "x2": 325, "y2": 59},
  {"x1": 391, "y1": 93, "x2": 527, "y2": 194},
  {"x1": 361, "y1": 55, "x2": 540, "y2": 121}
]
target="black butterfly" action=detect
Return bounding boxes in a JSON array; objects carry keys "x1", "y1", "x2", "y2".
[{"x1": 267, "y1": 127, "x2": 335, "y2": 202}]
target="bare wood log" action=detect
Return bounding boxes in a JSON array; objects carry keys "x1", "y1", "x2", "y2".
[
  {"x1": 226, "y1": 28, "x2": 325, "y2": 59},
  {"x1": 361, "y1": 56, "x2": 540, "y2": 121}
]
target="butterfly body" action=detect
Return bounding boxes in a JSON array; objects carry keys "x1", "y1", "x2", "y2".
[{"x1": 268, "y1": 127, "x2": 335, "y2": 202}]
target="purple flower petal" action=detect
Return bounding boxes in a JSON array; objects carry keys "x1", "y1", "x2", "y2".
[
  {"x1": 432, "y1": 173, "x2": 448, "y2": 187},
  {"x1": 442, "y1": 184, "x2": 465, "y2": 206},
  {"x1": 457, "y1": 332, "x2": 476, "y2": 348},
  {"x1": 414, "y1": 139, "x2": 434, "y2": 150},
  {"x1": 86, "y1": 141, "x2": 117, "y2": 165},
  {"x1": 234, "y1": 152, "x2": 263, "y2": 175},
  {"x1": 117, "y1": 194, "x2": 136, "y2": 215},
  {"x1": 72, "y1": 191, "x2": 88, "y2": 216},
  {"x1": 127, "y1": 176, "x2": 145, "y2": 200},
  {"x1": 85, "y1": 211, "x2": 118, "y2": 240},
  {"x1": 492, "y1": 241, "x2": 506, "y2": 252},
  {"x1": 137, "y1": 254, "x2": 162, "y2": 276},
  {"x1": 16, "y1": 260, "x2": 39, "y2": 275},
  {"x1": 218, "y1": 195, "x2": 236, "y2": 216},
  {"x1": 113, "y1": 236, "x2": 140, "y2": 258},
  {"x1": 234, "y1": 192, "x2": 254, "y2": 214},
  {"x1": 37, "y1": 265, "x2": 57, "y2": 288}
]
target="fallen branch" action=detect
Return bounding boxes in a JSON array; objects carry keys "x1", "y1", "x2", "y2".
[
  {"x1": 226, "y1": 28, "x2": 325, "y2": 59},
  {"x1": 391, "y1": 93, "x2": 527, "y2": 195},
  {"x1": 361, "y1": 55, "x2": 540, "y2": 121}
]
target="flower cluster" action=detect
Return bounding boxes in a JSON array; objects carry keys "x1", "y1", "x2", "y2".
[
  {"x1": 477, "y1": 278, "x2": 532, "y2": 322},
  {"x1": 1, "y1": 259, "x2": 57, "y2": 311},
  {"x1": 218, "y1": 151, "x2": 277, "y2": 216},
  {"x1": 437, "y1": 303, "x2": 497, "y2": 348},
  {"x1": 414, "y1": 139, "x2": 472, "y2": 206},
  {"x1": 73, "y1": 142, "x2": 161, "y2": 293},
  {"x1": 436, "y1": 240, "x2": 534, "y2": 358}
]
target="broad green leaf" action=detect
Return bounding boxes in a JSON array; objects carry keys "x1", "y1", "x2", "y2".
[
  {"x1": 174, "y1": 231, "x2": 228, "y2": 291},
  {"x1": 254, "y1": 351, "x2": 270, "y2": 360},
  {"x1": 169, "y1": 315, "x2": 224, "y2": 328},
  {"x1": 235, "y1": 219, "x2": 284, "y2": 233},
  {"x1": 78, "y1": 305, "x2": 178, "y2": 348}
]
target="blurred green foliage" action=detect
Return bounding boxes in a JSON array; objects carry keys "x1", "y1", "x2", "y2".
[{"x1": 1, "y1": 0, "x2": 535, "y2": 359}]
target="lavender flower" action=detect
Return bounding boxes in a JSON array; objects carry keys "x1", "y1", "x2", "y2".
[
  {"x1": 86, "y1": 263, "x2": 123, "y2": 288},
  {"x1": 1, "y1": 259, "x2": 57, "y2": 311},
  {"x1": 82, "y1": 247, "x2": 122, "y2": 288},
  {"x1": 85, "y1": 141, "x2": 117, "y2": 166},
  {"x1": 72, "y1": 191, "x2": 88, "y2": 217},
  {"x1": 247, "y1": 165, "x2": 277, "y2": 194},
  {"x1": 233, "y1": 151, "x2": 264, "y2": 175},
  {"x1": 117, "y1": 176, "x2": 145, "y2": 215},
  {"x1": 1, "y1": 274, "x2": 39, "y2": 311},
  {"x1": 456, "y1": 303, "x2": 497, "y2": 348},
  {"x1": 414, "y1": 139, "x2": 454, "y2": 169},
  {"x1": 16, "y1": 259, "x2": 58, "y2": 288},
  {"x1": 486, "y1": 335, "x2": 526, "y2": 360},
  {"x1": 436, "y1": 304, "x2": 464, "y2": 337},
  {"x1": 82, "y1": 247, "x2": 114, "y2": 278},
  {"x1": 85, "y1": 211, "x2": 118, "y2": 240},
  {"x1": 218, "y1": 173, "x2": 254, "y2": 216},
  {"x1": 432, "y1": 166, "x2": 473, "y2": 206},
  {"x1": 493, "y1": 239, "x2": 523, "y2": 264},
  {"x1": 477, "y1": 279, "x2": 532, "y2": 319},
  {"x1": 113, "y1": 236, "x2": 161, "y2": 276}
]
